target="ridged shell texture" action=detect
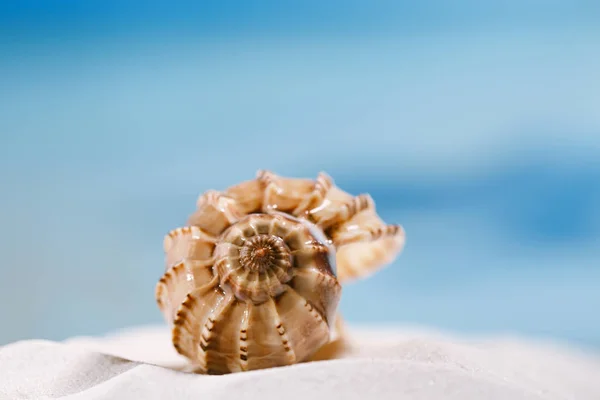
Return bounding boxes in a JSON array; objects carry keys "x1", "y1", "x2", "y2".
[{"x1": 155, "y1": 170, "x2": 405, "y2": 374}]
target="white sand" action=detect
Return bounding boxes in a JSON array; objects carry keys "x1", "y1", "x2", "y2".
[{"x1": 1, "y1": 325, "x2": 599, "y2": 400}]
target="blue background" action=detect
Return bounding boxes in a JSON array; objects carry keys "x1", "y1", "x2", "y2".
[{"x1": 1, "y1": 1, "x2": 599, "y2": 349}]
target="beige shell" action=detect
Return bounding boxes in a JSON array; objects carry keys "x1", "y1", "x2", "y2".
[{"x1": 155, "y1": 170, "x2": 405, "y2": 374}]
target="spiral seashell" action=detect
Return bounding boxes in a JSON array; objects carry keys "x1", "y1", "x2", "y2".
[{"x1": 155, "y1": 170, "x2": 405, "y2": 374}]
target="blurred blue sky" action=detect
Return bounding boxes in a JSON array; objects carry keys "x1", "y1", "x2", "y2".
[{"x1": 1, "y1": 1, "x2": 599, "y2": 350}]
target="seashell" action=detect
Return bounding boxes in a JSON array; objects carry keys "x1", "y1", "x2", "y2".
[{"x1": 155, "y1": 170, "x2": 405, "y2": 374}]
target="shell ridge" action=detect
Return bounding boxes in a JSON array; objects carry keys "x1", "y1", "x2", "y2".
[
  {"x1": 269, "y1": 297, "x2": 297, "y2": 364},
  {"x1": 171, "y1": 294, "x2": 207, "y2": 371},
  {"x1": 155, "y1": 262, "x2": 184, "y2": 308},
  {"x1": 170, "y1": 278, "x2": 220, "y2": 357},
  {"x1": 290, "y1": 238, "x2": 336, "y2": 278},
  {"x1": 164, "y1": 257, "x2": 214, "y2": 275},
  {"x1": 291, "y1": 267, "x2": 341, "y2": 325},
  {"x1": 188, "y1": 190, "x2": 244, "y2": 236},
  {"x1": 201, "y1": 293, "x2": 236, "y2": 374},
  {"x1": 314, "y1": 193, "x2": 374, "y2": 230},
  {"x1": 334, "y1": 225, "x2": 406, "y2": 282},
  {"x1": 275, "y1": 288, "x2": 331, "y2": 363},
  {"x1": 288, "y1": 286, "x2": 327, "y2": 325},
  {"x1": 164, "y1": 225, "x2": 217, "y2": 270},
  {"x1": 333, "y1": 223, "x2": 404, "y2": 248},
  {"x1": 256, "y1": 170, "x2": 278, "y2": 212},
  {"x1": 291, "y1": 172, "x2": 333, "y2": 216},
  {"x1": 155, "y1": 262, "x2": 190, "y2": 320},
  {"x1": 238, "y1": 303, "x2": 250, "y2": 371},
  {"x1": 164, "y1": 226, "x2": 218, "y2": 249}
]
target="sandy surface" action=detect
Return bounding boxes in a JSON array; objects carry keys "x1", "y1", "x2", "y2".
[{"x1": 1, "y1": 325, "x2": 599, "y2": 400}]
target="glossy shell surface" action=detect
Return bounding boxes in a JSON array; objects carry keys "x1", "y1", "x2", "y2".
[{"x1": 155, "y1": 170, "x2": 405, "y2": 374}]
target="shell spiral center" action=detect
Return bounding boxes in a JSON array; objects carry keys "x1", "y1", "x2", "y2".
[
  {"x1": 214, "y1": 214, "x2": 307, "y2": 304},
  {"x1": 239, "y1": 234, "x2": 292, "y2": 273}
]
